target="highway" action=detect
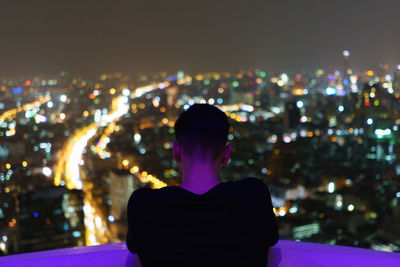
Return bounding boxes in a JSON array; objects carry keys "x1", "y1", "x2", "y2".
[
  {"x1": 0, "y1": 95, "x2": 51, "y2": 123},
  {"x1": 53, "y1": 82, "x2": 174, "y2": 245}
]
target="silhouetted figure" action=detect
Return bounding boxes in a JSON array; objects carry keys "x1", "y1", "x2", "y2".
[{"x1": 126, "y1": 104, "x2": 278, "y2": 266}]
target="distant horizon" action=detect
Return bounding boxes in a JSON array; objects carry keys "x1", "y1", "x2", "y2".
[{"x1": 1, "y1": 63, "x2": 399, "y2": 81}]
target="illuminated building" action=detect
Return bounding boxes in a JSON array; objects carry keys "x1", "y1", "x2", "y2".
[
  {"x1": 293, "y1": 223, "x2": 320, "y2": 239},
  {"x1": 0, "y1": 193, "x2": 18, "y2": 255},
  {"x1": 342, "y1": 50, "x2": 351, "y2": 95},
  {"x1": 17, "y1": 187, "x2": 85, "y2": 253},
  {"x1": 107, "y1": 170, "x2": 138, "y2": 241},
  {"x1": 283, "y1": 100, "x2": 300, "y2": 132},
  {"x1": 292, "y1": 73, "x2": 306, "y2": 96},
  {"x1": 394, "y1": 65, "x2": 400, "y2": 94},
  {"x1": 166, "y1": 86, "x2": 178, "y2": 107}
]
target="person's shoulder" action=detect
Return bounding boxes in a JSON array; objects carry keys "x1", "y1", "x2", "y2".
[
  {"x1": 236, "y1": 177, "x2": 271, "y2": 196},
  {"x1": 239, "y1": 177, "x2": 266, "y2": 187},
  {"x1": 128, "y1": 187, "x2": 152, "y2": 208},
  {"x1": 132, "y1": 187, "x2": 153, "y2": 197},
  {"x1": 128, "y1": 186, "x2": 178, "y2": 205}
]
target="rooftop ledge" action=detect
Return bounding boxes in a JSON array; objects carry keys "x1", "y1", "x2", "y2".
[{"x1": 0, "y1": 240, "x2": 399, "y2": 267}]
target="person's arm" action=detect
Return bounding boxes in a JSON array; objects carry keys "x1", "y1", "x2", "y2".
[
  {"x1": 262, "y1": 183, "x2": 279, "y2": 246},
  {"x1": 126, "y1": 193, "x2": 137, "y2": 253},
  {"x1": 126, "y1": 191, "x2": 143, "y2": 266}
]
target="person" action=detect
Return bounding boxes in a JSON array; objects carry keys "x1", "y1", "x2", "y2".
[{"x1": 126, "y1": 104, "x2": 278, "y2": 266}]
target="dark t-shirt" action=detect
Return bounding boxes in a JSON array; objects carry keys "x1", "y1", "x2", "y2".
[{"x1": 126, "y1": 177, "x2": 279, "y2": 267}]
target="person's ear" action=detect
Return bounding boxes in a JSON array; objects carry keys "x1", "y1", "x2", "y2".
[
  {"x1": 173, "y1": 141, "x2": 182, "y2": 163},
  {"x1": 221, "y1": 143, "x2": 232, "y2": 165}
]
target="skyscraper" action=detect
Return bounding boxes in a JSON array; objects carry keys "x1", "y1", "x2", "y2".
[
  {"x1": 342, "y1": 50, "x2": 351, "y2": 95},
  {"x1": 17, "y1": 187, "x2": 85, "y2": 253},
  {"x1": 394, "y1": 65, "x2": 400, "y2": 94}
]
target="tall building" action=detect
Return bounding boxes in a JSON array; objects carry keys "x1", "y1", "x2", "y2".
[
  {"x1": 166, "y1": 86, "x2": 178, "y2": 107},
  {"x1": 108, "y1": 170, "x2": 136, "y2": 222},
  {"x1": 283, "y1": 100, "x2": 301, "y2": 133},
  {"x1": 343, "y1": 50, "x2": 350, "y2": 74},
  {"x1": 17, "y1": 187, "x2": 85, "y2": 253},
  {"x1": 292, "y1": 73, "x2": 306, "y2": 96},
  {"x1": 0, "y1": 193, "x2": 18, "y2": 255},
  {"x1": 394, "y1": 65, "x2": 400, "y2": 94},
  {"x1": 107, "y1": 170, "x2": 138, "y2": 241},
  {"x1": 342, "y1": 50, "x2": 351, "y2": 95}
]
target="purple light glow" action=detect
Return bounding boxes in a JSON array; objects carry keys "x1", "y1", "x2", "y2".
[{"x1": 1, "y1": 240, "x2": 399, "y2": 267}]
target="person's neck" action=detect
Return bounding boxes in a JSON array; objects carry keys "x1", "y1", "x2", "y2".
[{"x1": 179, "y1": 162, "x2": 220, "y2": 195}]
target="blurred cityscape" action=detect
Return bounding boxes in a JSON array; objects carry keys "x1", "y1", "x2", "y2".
[{"x1": 1, "y1": 51, "x2": 400, "y2": 255}]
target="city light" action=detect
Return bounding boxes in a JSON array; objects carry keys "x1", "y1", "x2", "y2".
[
  {"x1": 2, "y1": 66, "x2": 400, "y2": 255},
  {"x1": 42, "y1": 167, "x2": 52, "y2": 177},
  {"x1": 289, "y1": 206, "x2": 298, "y2": 214},
  {"x1": 278, "y1": 207, "x2": 286, "y2": 217},
  {"x1": 347, "y1": 204, "x2": 355, "y2": 212},
  {"x1": 326, "y1": 87, "x2": 336, "y2": 95},
  {"x1": 366, "y1": 70, "x2": 374, "y2": 76},
  {"x1": 60, "y1": 95, "x2": 67, "y2": 102},
  {"x1": 296, "y1": 101, "x2": 304, "y2": 108},
  {"x1": 122, "y1": 88, "x2": 130, "y2": 96},
  {"x1": 108, "y1": 215, "x2": 115, "y2": 223},
  {"x1": 134, "y1": 133, "x2": 141, "y2": 143},
  {"x1": 328, "y1": 182, "x2": 335, "y2": 193},
  {"x1": 0, "y1": 95, "x2": 51, "y2": 123},
  {"x1": 375, "y1": 129, "x2": 391, "y2": 138}
]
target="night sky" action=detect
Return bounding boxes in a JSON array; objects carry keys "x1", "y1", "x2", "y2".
[{"x1": 1, "y1": 0, "x2": 400, "y2": 77}]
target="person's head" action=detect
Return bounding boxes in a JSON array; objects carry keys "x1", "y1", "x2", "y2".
[{"x1": 173, "y1": 104, "x2": 231, "y2": 165}]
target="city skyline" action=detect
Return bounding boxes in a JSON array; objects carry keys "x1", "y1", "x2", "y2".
[
  {"x1": 1, "y1": 67, "x2": 400, "y2": 254},
  {"x1": 1, "y1": 0, "x2": 400, "y2": 77}
]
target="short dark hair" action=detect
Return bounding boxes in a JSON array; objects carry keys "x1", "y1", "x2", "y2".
[{"x1": 174, "y1": 104, "x2": 230, "y2": 160}]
